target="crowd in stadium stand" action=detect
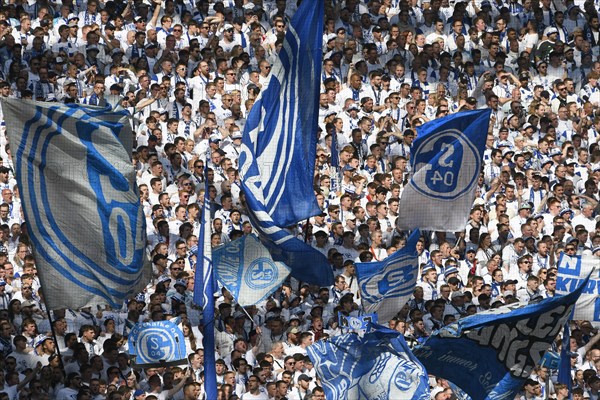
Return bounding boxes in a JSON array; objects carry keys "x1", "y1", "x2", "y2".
[{"x1": 1, "y1": 0, "x2": 600, "y2": 399}]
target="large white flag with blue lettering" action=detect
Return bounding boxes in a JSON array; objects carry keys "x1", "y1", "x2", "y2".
[
  {"x1": 398, "y1": 110, "x2": 491, "y2": 232},
  {"x1": 556, "y1": 254, "x2": 600, "y2": 324},
  {"x1": 213, "y1": 234, "x2": 290, "y2": 306},
  {"x1": 355, "y1": 230, "x2": 420, "y2": 322},
  {"x1": 1, "y1": 99, "x2": 150, "y2": 310}
]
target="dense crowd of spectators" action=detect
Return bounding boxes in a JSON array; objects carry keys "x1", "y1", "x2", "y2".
[{"x1": 0, "y1": 0, "x2": 599, "y2": 399}]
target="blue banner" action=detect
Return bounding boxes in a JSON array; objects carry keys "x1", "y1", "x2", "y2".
[
  {"x1": 236, "y1": 0, "x2": 332, "y2": 287},
  {"x1": 213, "y1": 234, "x2": 290, "y2": 306},
  {"x1": 558, "y1": 322, "x2": 572, "y2": 389},
  {"x1": 413, "y1": 277, "x2": 588, "y2": 400},
  {"x1": 128, "y1": 320, "x2": 186, "y2": 367},
  {"x1": 192, "y1": 148, "x2": 218, "y2": 399},
  {"x1": 1, "y1": 99, "x2": 150, "y2": 310},
  {"x1": 397, "y1": 109, "x2": 491, "y2": 232},
  {"x1": 238, "y1": 0, "x2": 323, "y2": 227},
  {"x1": 307, "y1": 324, "x2": 430, "y2": 400},
  {"x1": 355, "y1": 230, "x2": 420, "y2": 322}
]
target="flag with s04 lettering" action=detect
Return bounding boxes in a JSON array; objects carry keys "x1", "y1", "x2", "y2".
[
  {"x1": 412, "y1": 276, "x2": 588, "y2": 400},
  {"x1": 1, "y1": 99, "x2": 150, "y2": 310},
  {"x1": 397, "y1": 109, "x2": 491, "y2": 232},
  {"x1": 355, "y1": 229, "x2": 420, "y2": 323},
  {"x1": 307, "y1": 324, "x2": 430, "y2": 400},
  {"x1": 237, "y1": 0, "x2": 332, "y2": 286}
]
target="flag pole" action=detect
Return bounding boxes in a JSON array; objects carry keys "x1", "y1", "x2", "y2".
[
  {"x1": 193, "y1": 150, "x2": 217, "y2": 399},
  {"x1": 38, "y1": 287, "x2": 67, "y2": 378}
]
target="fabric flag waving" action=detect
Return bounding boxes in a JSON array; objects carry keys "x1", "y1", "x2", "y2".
[
  {"x1": 192, "y1": 151, "x2": 218, "y2": 400},
  {"x1": 213, "y1": 234, "x2": 290, "y2": 306},
  {"x1": 413, "y1": 276, "x2": 589, "y2": 400},
  {"x1": 235, "y1": 0, "x2": 332, "y2": 287},
  {"x1": 307, "y1": 323, "x2": 430, "y2": 400},
  {"x1": 397, "y1": 109, "x2": 491, "y2": 232},
  {"x1": 355, "y1": 229, "x2": 421, "y2": 322},
  {"x1": 556, "y1": 254, "x2": 600, "y2": 324},
  {"x1": 1, "y1": 99, "x2": 150, "y2": 310},
  {"x1": 238, "y1": 0, "x2": 323, "y2": 227},
  {"x1": 558, "y1": 322, "x2": 572, "y2": 390}
]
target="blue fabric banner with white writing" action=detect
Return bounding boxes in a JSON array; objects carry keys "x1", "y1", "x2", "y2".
[{"x1": 413, "y1": 277, "x2": 587, "y2": 400}]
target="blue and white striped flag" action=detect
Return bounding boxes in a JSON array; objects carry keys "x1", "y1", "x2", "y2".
[
  {"x1": 355, "y1": 230, "x2": 421, "y2": 323},
  {"x1": 193, "y1": 151, "x2": 218, "y2": 400},
  {"x1": 307, "y1": 324, "x2": 430, "y2": 400},
  {"x1": 1, "y1": 99, "x2": 150, "y2": 310},
  {"x1": 397, "y1": 110, "x2": 491, "y2": 232},
  {"x1": 236, "y1": 0, "x2": 333, "y2": 286}
]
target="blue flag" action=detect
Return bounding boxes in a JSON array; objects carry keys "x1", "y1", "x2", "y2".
[
  {"x1": 213, "y1": 234, "x2": 290, "y2": 306},
  {"x1": 397, "y1": 109, "x2": 491, "y2": 232},
  {"x1": 558, "y1": 322, "x2": 572, "y2": 389},
  {"x1": 236, "y1": 0, "x2": 332, "y2": 287},
  {"x1": 307, "y1": 324, "x2": 430, "y2": 400},
  {"x1": 1, "y1": 99, "x2": 150, "y2": 310},
  {"x1": 355, "y1": 230, "x2": 421, "y2": 323},
  {"x1": 192, "y1": 152, "x2": 217, "y2": 400},
  {"x1": 128, "y1": 320, "x2": 186, "y2": 367},
  {"x1": 238, "y1": 0, "x2": 323, "y2": 227},
  {"x1": 413, "y1": 277, "x2": 588, "y2": 400}
]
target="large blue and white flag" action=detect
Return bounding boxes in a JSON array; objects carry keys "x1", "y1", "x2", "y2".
[
  {"x1": 397, "y1": 109, "x2": 491, "y2": 232},
  {"x1": 213, "y1": 234, "x2": 290, "y2": 306},
  {"x1": 355, "y1": 230, "x2": 420, "y2": 323},
  {"x1": 238, "y1": 0, "x2": 323, "y2": 227},
  {"x1": 128, "y1": 320, "x2": 187, "y2": 367},
  {"x1": 236, "y1": 0, "x2": 332, "y2": 286},
  {"x1": 556, "y1": 254, "x2": 600, "y2": 324},
  {"x1": 413, "y1": 277, "x2": 588, "y2": 400},
  {"x1": 307, "y1": 324, "x2": 430, "y2": 400},
  {"x1": 1, "y1": 99, "x2": 150, "y2": 310},
  {"x1": 192, "y1": 151, "x2": 218, "y2": 400}
]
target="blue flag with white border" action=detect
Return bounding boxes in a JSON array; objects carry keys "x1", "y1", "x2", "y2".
[
  {"x1": 213, "y1": 234, "x2": 290, "y2": 306},
  {"x1": 307, "y1": 323, "x2": 430, "y2": 400},
  {"x1": 413, "y1": 276, "x2": 588, "y2": 400},
  {"x1": 397, "y1": 109, "x2": 491, "y2": 232},
  {"x1": 355, "y1": 229, "x2": 420, "y2": 323},
  {"x1": 236, "y1": 0, "x2": 332, "y2": 286},
  {"x1": 1, "y1": 99, "x2": 150, "y2": 310}
]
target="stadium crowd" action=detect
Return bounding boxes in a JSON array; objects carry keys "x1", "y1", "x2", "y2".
[{"x1": 0, "y1": 0, "x2": 599, "y2": 399}]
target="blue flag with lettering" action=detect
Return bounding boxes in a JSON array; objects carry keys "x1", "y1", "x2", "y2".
[
  {"x1": 397, "y1": 109, "x2": 491, "y2": 232},
  {"x1": 128, "y1": 320, "x2": 186, "y2": 367},
  {"x1": 307, "y1": 324, "x2": 430, "y2": 400},
  {"x1": 213, "y1": 234, "x2": 290, "y2": 306},
  {"x1": 355, "y1": 230, "x2": 420, "y2": 323},
  {"x1": 236, "y1": 0, "x2": 332, "y2": 286},
  {"x1": 413, "y1": 276, "x2": 588, "y2": 400}
]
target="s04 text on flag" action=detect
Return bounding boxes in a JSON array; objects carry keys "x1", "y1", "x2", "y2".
[
  {"x1": 397, "y1": 109, "x2": 491, "y2": 232},
  {"x1": 1, "y1": 99, "x2": 150, "y2": 310}
]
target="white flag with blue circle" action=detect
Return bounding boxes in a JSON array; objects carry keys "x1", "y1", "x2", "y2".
[
  {"x1": 213, "y1": 234, "x2": 290, "y2": 306},
  {"x1": 398, "y1": 110, "x2": 491, "y2": 232},
  {"x1": 1, "y1": 99, "x2": 150, "y2": 310}
]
